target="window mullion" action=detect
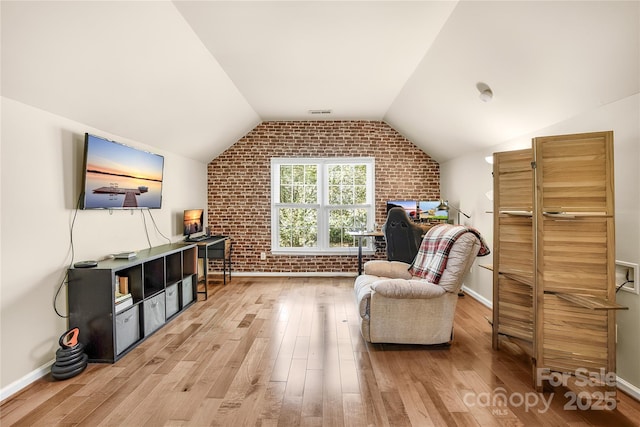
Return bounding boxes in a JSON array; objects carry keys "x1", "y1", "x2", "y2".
[{"x1": 317, "y1": 163, "x2": 327, "y2": 250}]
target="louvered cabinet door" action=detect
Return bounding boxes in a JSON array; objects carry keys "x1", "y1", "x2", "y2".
[
  {"x1": 533, "y1": 131, "x2": 618, "y2": 389},
  {"x1": 492, "y1": 149, "x2": 535, "y2": 351}
]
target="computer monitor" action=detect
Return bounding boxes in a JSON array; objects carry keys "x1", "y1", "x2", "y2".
[
  {"x1": 183, "y1": 209, "x2": 204, "y2": 238},
  {"x1": 386, "y1": 200, "x2": 417, "y2": 220},
  {"x1": 418, "y1": 200, "x2": 449, "y2": 221}
]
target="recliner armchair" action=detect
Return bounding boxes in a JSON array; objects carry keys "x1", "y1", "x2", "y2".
[{"x1": 354, "y1": 225, "x2": 487, "y2": 345}]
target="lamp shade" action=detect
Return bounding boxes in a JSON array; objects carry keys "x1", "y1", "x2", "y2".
[
  {"x1": 436, "y1": 200, "x2": 449, "y2": 211},
  {"x1": 436, "y1": 199, "x2": 470, "y2": 219}
]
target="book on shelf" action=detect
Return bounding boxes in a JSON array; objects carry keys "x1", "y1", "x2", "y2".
[
  {"x1": 115, "y1": 297, "x2": 133, "y2": 313},
  {"x1": 118, "y1": 275, "x2": 129, "y2": 294},
  {"x1": 115, "y1": 292, "x2": 132, "y2": 304}
]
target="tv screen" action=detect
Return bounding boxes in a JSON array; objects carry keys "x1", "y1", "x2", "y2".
[
  {"x1": 386, "y1": 200, "x2": 417, "y2": 219},
  {"x1": 418, "y1": 200, "x2": 449, "y2": 220},
  {"x1": 183, "y1": 209, "x2": 204, "y2": 237},
  {"x1": 81, "y1": 133, "x2": 164, "y2": 209}
]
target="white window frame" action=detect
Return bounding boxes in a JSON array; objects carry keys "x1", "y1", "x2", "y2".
[{"x1": 271, "y1": 157, "x2": 376, "y2": 255}]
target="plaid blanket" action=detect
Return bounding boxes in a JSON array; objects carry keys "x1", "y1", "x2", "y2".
[{"x1": 408, "y1": 224, "x2": 490, "y2": 284}]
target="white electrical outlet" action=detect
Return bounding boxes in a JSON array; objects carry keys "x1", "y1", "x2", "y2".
[
  {"x1": 615, "y1": 260, "x2": 639, "y2": 294},
  {"x1": 615, "y1": 324, "x2": 618, "y2": 344},
  {"x1": 260, "y1": 252, "x2": 266, "y2": 260}
]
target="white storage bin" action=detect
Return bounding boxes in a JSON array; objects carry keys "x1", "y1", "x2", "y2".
[
  {"x1": 182, "y1": 275, "x2": 194, "y2": 306},
  {"x1": 143, "y1": 292, "x2": 166, "y2": 336},
  {"x1": 115, "y1": 305, "x2": 140, "y2": 355},
  {"x1": 165, "y1": 283, "x2": 179, "y2": 318}
]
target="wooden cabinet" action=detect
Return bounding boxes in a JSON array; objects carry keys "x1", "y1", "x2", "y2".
[
  {"x1": 492, "y1": 131, "x2": 627, "y2": 394},
  {"x1": 68, "y1": 243, "x2": 198, "y2": 363}
]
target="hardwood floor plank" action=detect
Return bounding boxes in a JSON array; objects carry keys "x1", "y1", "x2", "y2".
[
  {"x1": 342, "y1": 392, "x2": 367, "y2": 427},
  {"x1": 183, "y1": 397, "x2": 222, "y2": 426},
  {"x1": 301, "y1": 369, "x2": 323, "y2": 418},
  {"x1": 323, "y1": 350, "x2": 345, "y2": 426},
  {"x1": 283, "y1": 356, "x2": 308, "y2": 427},
  {"x1": 74, "y1": 362, "x2": 171, "y2": 426},
  {"x1": 387, "y1": 351, "x2": 439, "y2": 427},
  {"x1": 2, "y1": 276, "x2": 640, "y2": 427},
  {"x1": 293, "y1": 336, "x2": 311, "y2": 360},
  {"x1": 57, "y1": 375, "x2": 128, "y2": 424},
  {"x1": 339, "y1": 358, "x2": 361, "y2": 394},
  {"x1": 139, "y1": 361, "x2": 198, "y2": 426},
  {"x1": 255, "y1": 381, "x2": 286, "y2": 424},
  {"x1": 2, "y1": 384, "x2": 83, "y2": 426},
  {"x1": 307, "y1": 303, "x2": 326, "y2": 371},
  {"x1": 207, "y1": 318, "x2": 265, "y2": 399},
  {"x1": 200, "y1": 339, "x2": 240, "y2": 396},
  {"x1": 353, "y1": 351, "x2": 391, "y2": 427},
  {"x1": 103, "y1": 372, "x2": 168, "y2": 426},
  {"x1": 29, "y1": 393, "x2": 86, "y2": 426},
  {"x1": 380, "y1": 390, "x2": 412, "y2": 427},
  {"x1": 0, "y1": 373, "x2": 92, "y2": 426}
]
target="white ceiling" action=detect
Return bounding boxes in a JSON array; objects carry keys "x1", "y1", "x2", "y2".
[{"x1": 2, "y1": 1, "x2": 639, "y2": 163}]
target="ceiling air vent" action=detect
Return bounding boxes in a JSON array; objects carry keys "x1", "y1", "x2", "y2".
[{"x1": 308, "y1": 109, "x2": 332, "y2": 115}]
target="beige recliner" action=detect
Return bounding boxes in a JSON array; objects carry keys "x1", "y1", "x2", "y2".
[{"x1": 354, "y1": 228, "x2": 484, "y2": 345}]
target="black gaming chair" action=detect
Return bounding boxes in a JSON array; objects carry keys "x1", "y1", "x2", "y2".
[{"x1": 382, "y1": 207, "x2": 424, "y2": 264}]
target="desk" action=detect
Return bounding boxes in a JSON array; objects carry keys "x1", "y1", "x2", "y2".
[
  {"x1": 191, "y1": 235, "x2": 229, "y2": 300},
  {"x1": 348, "y1": 231, "x2": 384, "y2": 275}
]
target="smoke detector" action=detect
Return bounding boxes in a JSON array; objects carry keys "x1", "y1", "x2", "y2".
[{"x1": 476, "y1": 82, "x2": 493, "y2": 103}]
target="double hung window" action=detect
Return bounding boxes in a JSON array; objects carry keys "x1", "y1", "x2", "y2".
[{"x1": 271, "y1": 157, "x2": 375, "y2": 254}]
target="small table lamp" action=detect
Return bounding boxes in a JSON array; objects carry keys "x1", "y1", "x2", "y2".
[{"x1": 436, "y1": 199, "x2": 471, "y2": 224}]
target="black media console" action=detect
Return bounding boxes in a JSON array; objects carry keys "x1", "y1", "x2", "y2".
[{"x1": 67, "y1": 243, "x2": 198, "y2": 363}]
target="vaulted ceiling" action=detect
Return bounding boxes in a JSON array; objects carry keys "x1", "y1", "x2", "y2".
[{"x1": 2, "y1": 1, "x2": 638, "y2": 163}]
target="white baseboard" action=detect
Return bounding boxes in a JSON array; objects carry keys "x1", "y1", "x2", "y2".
[
  {"x1": 210, "y1": 271, "x2": 358, "y2": 277},
  {"x1": 460, "y1": 285, "x2": 493, "y2": 309},
  {"x1": 617, "y1": 375, "x2": 640, "y2": 402},
  {"x1": 0, "y1": 359, "x2": 53, "y2": 403}
]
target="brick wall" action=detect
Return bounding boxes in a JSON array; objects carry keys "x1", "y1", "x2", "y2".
[{"x1": 207, "y1": 121, "x2": 440, "y2": 274}]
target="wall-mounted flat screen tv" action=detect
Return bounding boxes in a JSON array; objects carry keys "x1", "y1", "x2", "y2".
[{"x1": 81, "y1": 133, "x2": 164, "y2": 209}]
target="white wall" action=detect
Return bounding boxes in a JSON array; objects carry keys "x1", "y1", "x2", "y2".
[
  {"x1": 0, "y1": 97, "x2": 208, "y2": 397},
  {"x1": 441, "y1": 93, "x2": 640, "y2": 393}
]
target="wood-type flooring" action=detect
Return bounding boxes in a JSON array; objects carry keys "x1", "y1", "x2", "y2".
[{"x1": 2, "y1": 276, "x2": 639, "y2": 426}]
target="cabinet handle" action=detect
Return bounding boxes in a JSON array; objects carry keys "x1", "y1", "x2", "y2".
[
  {"x1": 542, "y1": 211, "x2": 575, "y2": 218},
  {"x1": 500, "y1": 210, "x2": 533, "y2": 217},
  {"x1": 542, "y1": 211, "x2": 610, "y2": 218}
]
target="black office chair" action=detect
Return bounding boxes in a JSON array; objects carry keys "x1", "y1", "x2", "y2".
[{"x1": 382, "y1": 207, "x2": 424, "y2": 264}]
